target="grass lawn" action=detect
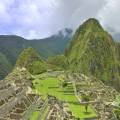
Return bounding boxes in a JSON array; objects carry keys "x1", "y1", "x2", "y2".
[
  {"x1": 29, "y1": 105, "x2": 50, "y2": 120},
  {"x1": 29, "y1": 111, "x2": 39, "y2": 120},
  {"x1": 33, "y1": 73, "x2": 97, "y2": 119}
]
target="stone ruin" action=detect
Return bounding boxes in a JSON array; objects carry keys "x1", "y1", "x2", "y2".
[
  {"x1": 46, "y1": 95, "x2": 75, "y2": 120},
  {"x1": 0, "y1": 68, "x2": 41, "y2": 120},
  {"x1": 0, "y1": 82, "x2": 41, "y2": 120},
  {"x1": 69, "y1": 73, "x2": 118, "y2": 120},
  {"x1": 0, "y1": 68, "x2": 76, "y2": 120}
]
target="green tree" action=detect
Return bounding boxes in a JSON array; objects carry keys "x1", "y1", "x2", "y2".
[{"x1": 82, "y1": 94, "x2": 90, "y2": 113}]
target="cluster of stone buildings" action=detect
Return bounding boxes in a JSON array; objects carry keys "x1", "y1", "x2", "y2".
[
  {"x1": 0, "y1": 67, "x2": 119, "y2": 120},
  {"x1": 0, "y1": 68, "x2": 41, "y2": 120},
  {"x1": 68, "y1": 73, "x2": 119, "y2": 120},
  {"x1": 0, "y1": 68, "x2": 77, "y2": 120},
  {"x1": 46, "y1": 96, "x2": 76, "y2": 120}
]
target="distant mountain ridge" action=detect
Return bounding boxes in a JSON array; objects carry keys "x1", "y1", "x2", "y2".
[
  {"x1": 0, "y1": 28, "x2": 72, "y2": 62},
  {"x1": 0, "y1": 28, "x2": 72, "y2": 79}
]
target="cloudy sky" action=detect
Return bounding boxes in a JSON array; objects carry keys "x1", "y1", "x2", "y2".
[{"x1": 0, "y1": 0, "x2": 120, "y2": 39}]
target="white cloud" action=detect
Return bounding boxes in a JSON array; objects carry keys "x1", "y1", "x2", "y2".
[
  {"x1": 0, "y1": 0, "x2": 12, "y2": 24},
  {"x1": 0, "y1": 0, "x2": 119, "y2": 39},
  {"x1": 97, "y1": 0, "x2": 120, "y2": 34}
]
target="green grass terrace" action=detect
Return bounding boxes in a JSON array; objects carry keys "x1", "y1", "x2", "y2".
[{"x1": 32, "y1": 72, "x2": 97, "y2": 119}]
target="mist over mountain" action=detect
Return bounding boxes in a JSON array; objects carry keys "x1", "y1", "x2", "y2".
[{"x1": 113, "y1": 33, "x2": 120, "y2": 41}]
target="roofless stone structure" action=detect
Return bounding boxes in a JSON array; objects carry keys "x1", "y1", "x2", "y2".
[{"x1": 0, "y1": 68, "x2": 41, "y2": 120}]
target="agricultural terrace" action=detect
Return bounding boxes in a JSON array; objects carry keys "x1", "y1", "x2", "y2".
[{"x1": 32, "y1": 72, "x2": 97, "y2": 119}]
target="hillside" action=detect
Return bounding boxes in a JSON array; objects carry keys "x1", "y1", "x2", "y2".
[
  {"x1": 0, "y1": 28, "x2": 72, "y2": 79},
  {"x1": 65, "y1": 18, "x2": 120, "y2": 90},
  {"x1": 16, "y1": 47, "x2": 47, "y2": 74},
  {"x1": 0, "y1": 52, "x2": 12, "y2": 79},
  {"x1": 16, "y1": 47, "x2": 61, "y2": 75},
  {"x1": 0, "y1": 28, "x2": 72, "y2": 64},
  {"x1": 16, "y1": 47, "x2": 41, "y2": 68},
  {"x1": 47, "y1": 55, "x2": 67, "y2": 70}
]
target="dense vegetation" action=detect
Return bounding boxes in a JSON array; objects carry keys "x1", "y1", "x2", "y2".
[
  {"x1": 47, "y1": 55, "x2": 68, "y2": 70},
  {"x1": 16, "y1": 47, "x2": 61, "y2": 75},
  {"x1": 28, "y1": 61, "x2": 48, "y2": 75},
  {"x1": 16, "y1": 47, "x2": 47, "y2": 74},
  {"x1": 0, "y1": 52, "x2": 12, "y2": 79},
  {"x1": 65, "y1": 18, "x2": 120, "y2": 90},
  {"x1": 16, "y1": 47, "x2": 41, "y2": 68}
]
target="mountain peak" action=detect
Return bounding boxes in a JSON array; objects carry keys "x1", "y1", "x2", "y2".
[
  {"x1": 78, "y1": 18, "x2": 103, "y2": 33},
  {"x1": 85, "y1": 18, "x2": 99, "y2": 24},
  {"x1": 66, "y1": 18, "x2": 120, "y2": 90},
  {"x1": 83, "y1": 18, "x2": 101, "y2": 27},
  {"x1": 16, "y1": 47, "x2": 40, "y2": 68}
]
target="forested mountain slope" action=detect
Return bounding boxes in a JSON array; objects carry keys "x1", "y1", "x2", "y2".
[{"x1": 65, "y1": 18, "x2": 120, "y2": 90}]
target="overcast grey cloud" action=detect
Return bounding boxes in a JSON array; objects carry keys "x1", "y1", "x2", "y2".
[
  {"x1": 97, "y1": 0, "x2": 120, "y2": 34},
  {"x1": 0, "y1": 0, "x2": 119, "y2": 39}
]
